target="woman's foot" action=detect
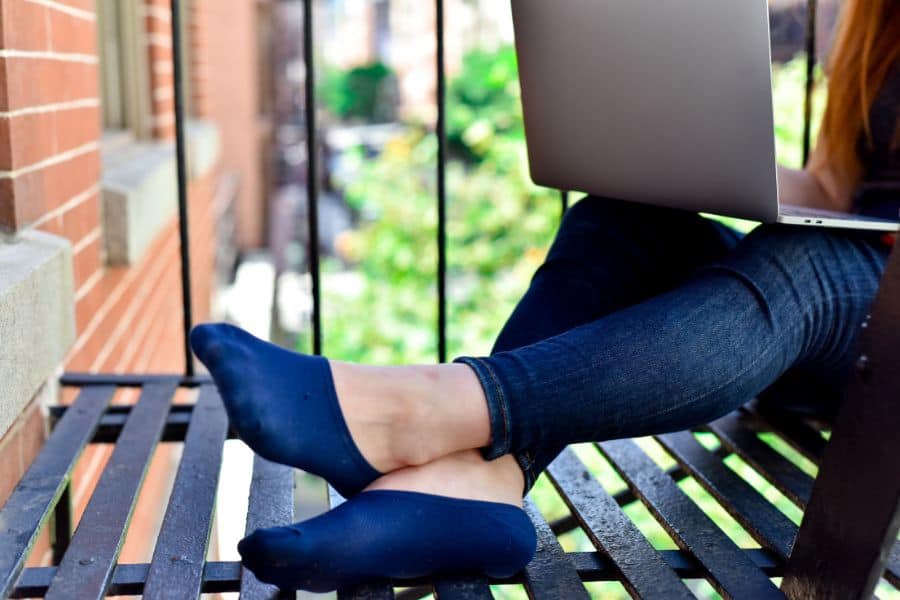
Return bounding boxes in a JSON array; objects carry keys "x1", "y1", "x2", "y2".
[
  {"x1": 238, "y1": 452, "x2": 534, "y2": 592},
  {"x1": 190, "y1": 323, "x2": 491, "y2": 497}
]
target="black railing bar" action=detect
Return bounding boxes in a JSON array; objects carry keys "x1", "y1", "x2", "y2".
[
  {"x1": 436, "y1": 0, "x2": 448, "y2": 363},
  {"x1": 11, "y1": 549, "x2": 784, "y2": 598},
  {"x1": 170, "y1": 0, "x2": 195, "y2": 377},
  {"x1": 561, "y1": 190, "x2": 570, "y2": 218},
  {"x1": 802, "y1": 0, "x2": 818, "y2": 166},
  {"x1": 304, "y1": 0, "x2": 323, "y2": 355},
  {"x1": 60, "y1": 373, "x2": 212, "y2": 387}
]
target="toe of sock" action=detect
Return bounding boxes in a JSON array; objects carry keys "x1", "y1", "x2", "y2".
[
  {"x1": 189, "y1": 323, "x2": 227, "y2": 364},
  {"x1": 239, "y1": 525, "x2": 306, "y2": 567}
]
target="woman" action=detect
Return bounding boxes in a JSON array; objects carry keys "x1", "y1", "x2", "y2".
[{"x1": 191, "y1": 0, "x2": 900, "y2": 591}]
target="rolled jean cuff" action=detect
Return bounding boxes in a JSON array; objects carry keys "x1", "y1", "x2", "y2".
[
  {"x1": 514, "y1": 450, "x2": 539, "y2": 494},
  {"x1": 453, "y1": 356, "x2": 512, "y2": 461}
]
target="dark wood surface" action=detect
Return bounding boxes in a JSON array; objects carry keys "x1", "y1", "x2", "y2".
[
  {"x1": 3, "y1": 366, "x2": 898, "y2": 598},
  {"x1": 783, "y1": 243, "x2": 900, "y2": 599}
]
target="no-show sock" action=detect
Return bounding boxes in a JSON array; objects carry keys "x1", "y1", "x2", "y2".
[
  {"x1": 190, "y1": 323, "x2": 381, "y2": 498},
  {"x1": 238, "y1": 490, "x2": 537, "y2": 592}
]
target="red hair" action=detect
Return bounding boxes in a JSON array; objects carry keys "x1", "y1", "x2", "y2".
[{"x1": 812, "y1": 0, "x2": 900, "y2": 186}]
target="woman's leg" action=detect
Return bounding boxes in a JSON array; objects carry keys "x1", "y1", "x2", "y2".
[
  {"x1": 488, "y1": 198, "x2": 741, "y2": 489},
  {"x1": 456, "y1": 226, "x2": 887, "y2": 489}
]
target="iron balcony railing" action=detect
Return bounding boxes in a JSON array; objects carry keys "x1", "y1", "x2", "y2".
[{"x1": 168, "y1": 0, "x2": 821, "y2": 372}]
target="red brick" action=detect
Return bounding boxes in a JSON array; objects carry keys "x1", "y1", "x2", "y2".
[
  {"x1": 0, "y1": 0, "x2": 50, "y2": 53},
  {"x1": 0, "y1": 57, "x2": 99, "y2": 111},
  {"x1": 72, "y1": 234, "x2": 101, "y2": 288},
  {"x1": 6, "y1": 148, "x2": 100, "y2": 228},
  {"x1": 49, "y1": 8, "x2": 97, "y2": 55},
  {"x1": 2, "y1": 111, "x2": 55, "y2": 171},
  {"x1": 54, "y1": 0, "x2": 94, "y2": 12},
  {"x1": 53, "y1": 104, "x2": 101, "y2": 155},
  {"x1": 0, "y1": 178, "x2": 14, "y2": 229},
  {"x1": 0, "y1": 105, "x2": 101, "y2": 171},
  {"x1": 17, "y1": 401, "x2": 46, "y2": 476},
  {"x1": 0, "y1": 118, "x2": 11, "y2": 171},
  {"x1": 0, "y1": 424, "x2": 20, "y2": 507}
]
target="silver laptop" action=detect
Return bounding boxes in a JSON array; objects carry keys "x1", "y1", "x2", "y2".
[{"x1": 511, "y1": 0, "x2": 899, "y2": 232}]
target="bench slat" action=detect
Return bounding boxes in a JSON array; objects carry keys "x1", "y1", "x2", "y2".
[
  {"x1": 598, "y1": 439, "x2": 782, "y2": 599},
  {"x1": 751, "y1": 407, "x2": 827, "y2": 464},
  {"x1": 525, "y1": 498, "x2": 590, "y2": 600},
  {"x1": 522, "y1": 498, "x2": 589, "y2": 599},
  {"x1": 143, "y1": 386, "x2": 229, "y2": 599},
  {"x1": 240, "y1": 455, "x2": 295, "y2": 600},
  {"x1": 657, "y1": 431, "x2": 796, "y2": 559},
  {"x1": 706, "y1": 413, "x2": 813, "y2": 506},
  {"x1": 547, "y1": 448, "x2": 693, "y2": 600},
  {"x1": 44, "y1": 381, "x2": 177, "y2": 600},
  {"x1": 0, "y1": 385, "x2": 115, "y2": 599}
]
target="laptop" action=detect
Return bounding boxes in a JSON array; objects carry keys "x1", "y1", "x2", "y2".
[{"x1": 511, "y1": 0, "x2": 899, "y2": 232}]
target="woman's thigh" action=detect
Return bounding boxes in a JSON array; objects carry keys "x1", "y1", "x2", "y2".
[
  {"x1": 462, "y1": 223, "x2": 889, "y2": 473},
  {"x1": 492, "y1": 196, "x2": 740, "y2": 353}
]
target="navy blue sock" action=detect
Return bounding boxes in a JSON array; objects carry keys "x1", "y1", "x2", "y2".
[
  {"x1": 190, "y1": 323, "x2": 381, "y2": 497},
  {"x1": 238, "y1": 490, "x2": 537, "y2": 592}
]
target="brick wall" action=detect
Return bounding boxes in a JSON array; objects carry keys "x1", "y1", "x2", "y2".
[{"x1": 0, "y1": 0, "x2": 269, "y2": 567}]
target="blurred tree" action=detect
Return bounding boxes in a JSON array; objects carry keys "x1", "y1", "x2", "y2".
[{"x1": 321, "y1": 61, "x2": 397, "y2": 122}]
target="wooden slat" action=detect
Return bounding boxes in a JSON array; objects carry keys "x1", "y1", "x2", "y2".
[
  {"x1": 546, "y1": 448, "x2": 693, "y2": 599},
  {"x1": 240, "y1": 455, "x2": 295, "y2": 600},
  {"x1": 657, "y1": 431, "x2": 797, "y2": 559},
  {"x1": 13, "y1": 561, "x2": 244, "y2": 598},
  {"x1": 0, "y1": 385, "x2": 115, "y2": 599},
  {"x1": 44, "y1": 381, "x2": 177, "y2": 600},
  {"x1": 567, "y1": 548, "x2": 783, "y2": 580},
  {"x1": 143, "y1": 386, "x2": 230, "y2": 599},
  {"x1": 599, "y1": 439, "x2": 782, "y2": 598},
  {"x1": 751, "y1": 407, "x2": 826, "y2": 463},
  {"x1": 433, "y1": 577, "x2": 493, "y2": 599},
  {"x1": 707, "y1": 413, "x2": 813, "y2": 506},
  {"x1": 61, "y1": 373, "x2": 212, "y2": 388},
  {"x1": 522, "y1": 498, "x2": 589, "y2": 599}
]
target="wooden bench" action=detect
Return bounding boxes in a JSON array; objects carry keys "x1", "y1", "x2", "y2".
[{"x1": 0, "y1": 272, "x2": 898, "y2": 599}]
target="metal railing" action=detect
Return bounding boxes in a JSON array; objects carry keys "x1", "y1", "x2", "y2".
[{"x1": 169, "y1": 0, "x2": 821, "y2": 371}]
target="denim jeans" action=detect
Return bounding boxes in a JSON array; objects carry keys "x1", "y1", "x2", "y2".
[{"x1": 455, "y1": 197, "x2": 889, "y2": 491}]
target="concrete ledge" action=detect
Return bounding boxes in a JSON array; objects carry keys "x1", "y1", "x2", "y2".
[
  {"x1": 0, "y1": 230, "x2": 75, "y2": 438},
  {"x1": 101, "y1": 120, "x2": 221, "y2": 266}
]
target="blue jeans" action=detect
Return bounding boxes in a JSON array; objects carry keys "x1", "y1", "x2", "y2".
[{"x1": 455, "y1": 197, "x2": 889, "y2": 491}]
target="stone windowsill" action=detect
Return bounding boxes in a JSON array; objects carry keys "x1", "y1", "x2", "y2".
[
  {"x1": 0, "y1": 230, "x2": 75, "y2": 439},
  {"x1": 101, "y1": 120, "x2": 221, "y2": 266}
]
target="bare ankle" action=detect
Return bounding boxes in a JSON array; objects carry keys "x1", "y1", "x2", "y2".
[{"x1": 331, "y1": 361, "x2": 493, "y2": 473}]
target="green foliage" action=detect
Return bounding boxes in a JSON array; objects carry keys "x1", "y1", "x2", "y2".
[
  {"x1": 317, "y1": 44, "x2": 559, "y2": 364},
  {"x1": 447, "y1": 47, "x2": 524, "y2": 161},
  {"x1": 320, "y1": 62, "x2": 396, "y2": 122}
]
